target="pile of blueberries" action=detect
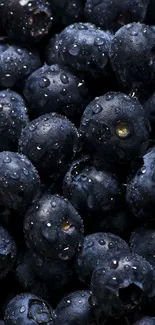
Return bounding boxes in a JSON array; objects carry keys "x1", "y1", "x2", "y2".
[{"x1": 2, "y1": 0, "x2": 155, "y2": 325}]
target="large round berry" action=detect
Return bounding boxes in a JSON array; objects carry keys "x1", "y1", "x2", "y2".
[
  {"x1": 45, "y1": 22, "x2": 113, "y2": 77},
  {"x1": 0, "y1": 37, "x2": 41, "y2": 89},
  {"x1": 18, "y1": 113, "x2": 79, "y2": 181},
  {"x1": 85, "y1": 0, "x2": 149, "y2": 32},
  {"x1": 4, "y1": 293, "x2": 55, "y2": 325},
  {"x1": 91, "y1": 253, "x2": 155, "y2": 317},
  {"x1": 24, "y1": 194, "x2": 84, "y2": 261},
  {"x1": 0, "y1": 151, "x2": 40, "y2": 211},
  {"x1": 80, "y1": 92, "x2": 150, "y2": 164},
  {"x1": 76, "y1": 232, "x2": 129, "y2": 283},
  {"x1": 110, "y1": 23, "x2": 155, "y2": 90},
  {"x1": 126, "y1": 146, "x2": 155, "y2": 219},
  {"x1": 0, "y1": 90, "x2": 29, "y2": 151},
  {"x1": 23, "y1": 64, "x2": 90, "y2": 122},
  {"x1": 63, "y1": 156, "x2": 122, "y2": 217},
  {"x1": 54, "y1": 290, "x2": 93, "y2": 325},
  {"x1": 1, "y1": 0, "x2": 53, "y2": 43}
]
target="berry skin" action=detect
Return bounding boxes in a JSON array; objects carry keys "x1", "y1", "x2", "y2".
[
  {"x1": 80, "y1": 92, "x2": 150, "y2": 164},
  {"x1": 84, "y1": 0, "x2": 149, "y2": 32},
  {"x1": 0, "y1": 225, "x2": 17, "y2": 279},
  {"x1": 91, "y1": 253, "x2": 155, "y2": 318},
  {"x1": 132, "y1": 316, "x2": 155, "y2": 325},
  {"x1": 29, "y1": 250, "x2": 73, "y2": 294},
  {"x1": 75, "y1": 232, "x2": 130, "y2": 283},
  {"x1": 54, "y1": 290, "x2": 93, "y2": 325},
  {"x1": 18, "y1": 113, "x2": 79, "y2": 181},
  {"x1": 48, "y1": 0, "x2": 84, "y2": 26},
  {"x1": 143, "y1": 91, "x2": 155, "y2": 124},
  {"x1": 1, "y1": 0, "x2": 53, "y2": 43},
  {"x1": 45, "y1": 22, "x2": 113, "y2": 77},
  {"x1": 23, "y1": 64, "x2": 90, "y2": 122},
  {"x1": 0, "y1": 38, "x2": 41, "y2": 89},
  {"x1": 0, "y1": 90, "x2": 29, "y2": 152},
  {"x1": 0, "y1": 151, "x2": 40, "y2": 211},
  {"x1": 126, "y1": 146, "x2": 155, "y2": 219},
  {"x1": 130, "y1": 228, "x2": 155, "y2": 268},
  {"x1": 110, "y1": 23, "x2": 155, "y2": 90},
  {"x1": 4, "y1": 293, "x2": 55, "y2": 325},
  {"x1": 63, "y1": 156, "x2": 122, "y2": 218},
  {"x1": 24, "y1": 194, "x2": 84, "y2": 261}
]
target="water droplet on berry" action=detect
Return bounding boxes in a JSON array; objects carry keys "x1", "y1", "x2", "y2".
[
  {"x1": 20, "y1": 306, "x2": 26, "y2": 313},
  {"x1": 60, "y1": 73, "x2": 69, "y2": 84},
  {"x1": 92, "y1": 104, "x2": 102, "y2": 114},
  {"x1": 69, "y1": 44, "x2": 79, "y2": 56},
  {"x1": 98, "y1": 239, "x2": 106, "y2": 245},
  {"x1": 39, "y1": 77, "x2": 50, "y2": 88},
  {"x1": 51, "y1": 201, "x2": 56, "y2": 208}
]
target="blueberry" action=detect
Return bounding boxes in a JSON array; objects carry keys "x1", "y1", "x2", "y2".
[
  {"x1": 76, "y1": 232, "x2": 130, "y2": 283},
  {"x1": 4, "y1": 293, "x2": 55, "y2": 325},
  {"x1": 80, "y1": 92, "x2": 150, "y2": 164},
  {"x1": 45, "y1": 22, "x2": 113, "y2": 77},
  {"x1": 63, "y1": 156, "x2": 122, "y2": 218},
  {"x1": 91, "y1": 253, "x2": 155, "y2": 317},
  {"x1": 0, "y1": 225, "x2": 17, "y2": 279},
  {"x1": 85, "y1": 0, "x2": 149, "y2": 32},
  {"x1": 132, "y1": 316, "x2": 155, "y2": 325},
  {"x1": 0, "y1": 151, "x2": 40, "y2": 211},
  {"x1": 130, "y1": 228, "x2": 155, "y2": 268},
  {"x1": 0, "y1": 38, "x2": 41, "y2": 89},
  {"x1": 54, "y1": 290, "x2": 93, "y2": 325},
  {"x1": 18, "y1": 113, "x2": 79, "y2": 181},
  {"x1": 0, "y1": 90, "x2": 29, "y2": 151},
  {"x1": 110, "y1": 23, "x2": 155, "y2": 90},
  {"x1": 48, "y1": 0, "x2": 84, "y2": 26},
  {"x1": 1, "y1": 0, "x2": 53, "y2": 43},
  {"x1": 99, "y1": 208, "x2": 136, "y2": 240},
  {"x1": 126, "y1": 146, "x2": 155, "y2": 219},
  {"x1": 23, "y1": 64, "x2": 90, "y2": 122},
  {"x1": 27, "y1": 249, "x2": 73, "y2": 294},
  {"x1": 24, "y1": 193, "x2": 84, "y2": 261}
]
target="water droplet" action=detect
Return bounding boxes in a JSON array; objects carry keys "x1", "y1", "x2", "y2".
[
  {"x1": 87, "y1": 241, "x2": 94, "y2": 248},
  {"x1": 47, "y1": 222, "x2": 51, "y2": 227},
  {"x1": 69, "y1": 44, "x2": 80, "y2": 56},
  {"x1": 140, "y1": 166, "x2": 146, "y2": 174},
  {"x1": 67, "y1": 300, "x2": 71, "y2": 304},
  {"x1": 23, "y1": 168, "x2": 29, "y2": 176},
  {"x1": 92, "y1": 104, "x2": 102, "y2": 114},
  {"x1": 20, "y1": 306, "x2": 26, "y2": 313},
  {"x1": 108, "y1": 242, "x2": 114, "y2": 249},
  {"x1": 11, "y1": 172, "x2": 18, "y2": 179},
  {"x1": 51, "y1": 201, "x2": 56, "y2": 208},
  {"x1": 36, "y1": 258, "x2": 43, "y2": 267},
  {"x1": 78, "y1": 299, "x2": 82, "y2": 304},
  {"x1": 39, "y1": 77, "x2": 50, "y2": 88},
  {"x1": 94, "y1": 37, "x2": 104, "y2": 46},
  {"x1": 37, "y1": 146, "x2": 41, "y2": 150},
  {"x1": 59, "y1": 246, "x2": 74, "y2": 260},
  {"x1": 60, "y1": 73, "x2": 69, "y2": 84},
  {"x1": 3, "y1": 156, "x2": 11, "y2": 163},
  {"x1": 98, "y1": 239, "x2": 106, "y2": 245},
  {"x1": 124, "y1": 264, "x2": 130, "y2": 271},
  {"x1": 106, "y1": 93, "x2": 114, "y2": 101},
  {"x1": 130, "y1": 30, "x2": 138, "y2": 36}
]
